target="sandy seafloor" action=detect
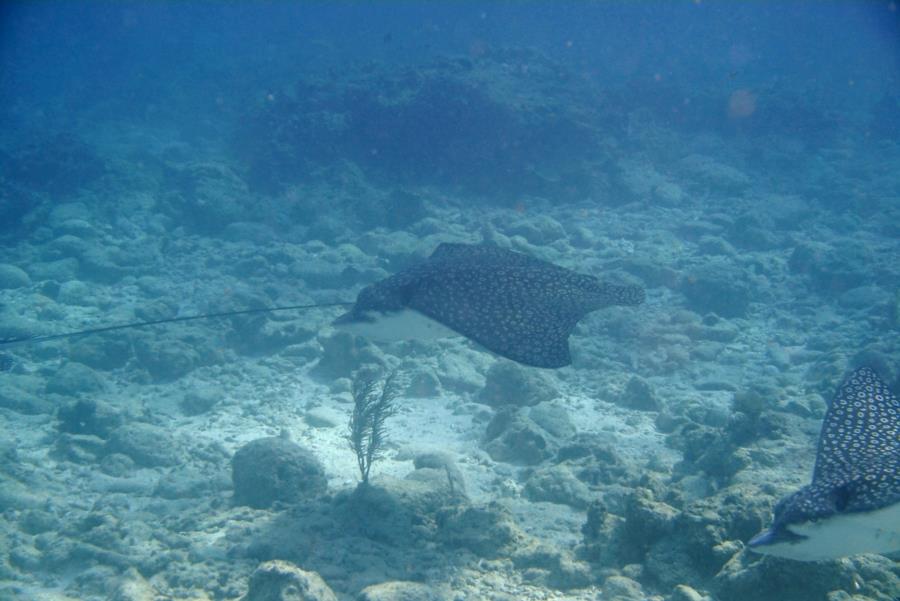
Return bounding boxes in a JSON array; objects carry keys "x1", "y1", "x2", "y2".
[{"x1": 1, "y1": 50, "x2": 900, "y2": 601}]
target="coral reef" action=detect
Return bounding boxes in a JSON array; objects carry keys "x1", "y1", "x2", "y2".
[{"x1": 235, "y1": 50, "x2": 603, "y2": 205}]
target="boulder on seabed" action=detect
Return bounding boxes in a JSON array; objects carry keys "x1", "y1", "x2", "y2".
[{"x1": 240, "y1": 560, "x2": 338, "y2": 601}]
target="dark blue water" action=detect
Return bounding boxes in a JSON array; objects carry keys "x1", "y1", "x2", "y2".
[{"x1": 2, "y1": 2, "x2": 897, "y2": 131}]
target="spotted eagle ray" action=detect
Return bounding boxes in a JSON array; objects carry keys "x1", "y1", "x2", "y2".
[
  {"x1": 332, "y1": 242, "x2": 645, "y2": 368},
  {"x1": 748, "y1": 366, "x2": 900, "y2": 561},
  {"x1": 0, "y1": 243, "x2": 644, "y2": 369}
]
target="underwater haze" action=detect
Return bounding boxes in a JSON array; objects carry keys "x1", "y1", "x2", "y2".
[{"x1": 0, "y1": 2, "x2": 899, "y2": 600}]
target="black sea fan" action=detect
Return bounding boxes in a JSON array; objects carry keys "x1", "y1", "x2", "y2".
[{"x1": 347, "y1": 369, "x2": 399, "y2": 485}]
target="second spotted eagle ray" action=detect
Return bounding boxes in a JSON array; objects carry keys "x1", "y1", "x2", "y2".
[
  {"x1": 748, "y1": 366, "x2": 900, "y2": 561},
  {"x1": 333, "y1": 242, "x2": 645, "y2": 368}
]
